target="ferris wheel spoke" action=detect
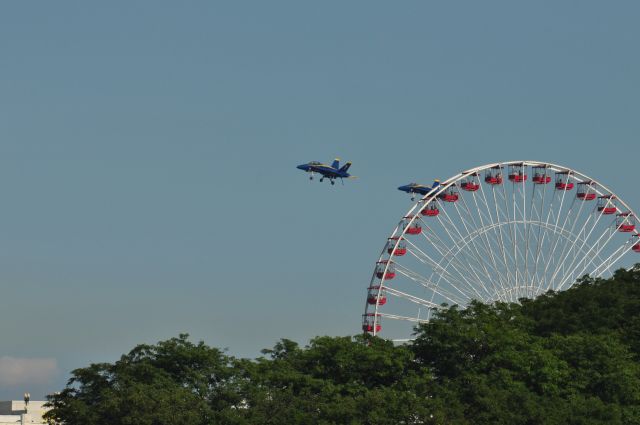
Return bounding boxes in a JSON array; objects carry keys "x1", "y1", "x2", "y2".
[
  {"x1": 525, "y1": 184, "x2": 545, "y2": 297},
  {"x1": 377, "y1": 312, "x2": 429, "y2": 324},
  {"x1": 385, "y1": 286, "x2": 441, "y2": 309},
  {"x1": 426, "y1": 220, "x2": 502, "y2": 302},
  {"x1": 511, "y1": 182, "x2": 533, "y2": 292},
  {"x1": 452, "y1": 200, "x2": 507, "y2": 298},
  {"x1": 418, "y1": 218, "x2": 493, "y2": 292},
  {"x1": 547, "y1": 196, "x2": 595, "y2": 290},
  {"x1": 540, "y1": 192, "x2": 578, "y2": 291},
  {"x1": 499, "y1": 180, "x2": 528, "y2": 299},
  {"x1": 531, "y1": 188, "x2": 557, "y2": 292},
  {"x1": 394, "y1": 264, "x2": 469, "y2": 305},
  {"x1": 479, "y1": 182, "x2": 516, "y2": 292},
  {"x1": 530, "y1": 228, "x2": 551, "y2": 292},
  {"x1": 552, "y1": 206, "x2": 608, "y2": 288},
  {"x1": 523, "y1": 178, "x2": 545, "y2": 296},
  {"x1": 512, "y1": 180, "x2": 535, "y2": 294},
  {"x1": 519, "y1": 181, "x2": 532, "y2": 294},
  {"x1": 418, "y1": 229, "x2": 492, "y2": 302},
  {"x1": 405, "y1": 242, "x2": 488, "y2": 295},
  {"x1": 533, "y1": 188, "x2": 570, "y2": 294},
  {"x1": 438, "y1": 203, "x2": 501, "y2": 298},
  {"x1": 557, "y1": 239, "x2": 617, "y2": 290},
  {"x1": 531, "y1": 213, "x2": 560, "y2": 288},
  {"x1": 532, "y1": 207, "x2": 555, "y2": 290},
  {"x1": 590, "y1": 244, "x2": 626, "y2": 277},
  {"x1": 553, "y1": 227, "x2": 614, "y2": 291},
  {"x1": 528, "y1": 195, "x2": 546, "y2": 294},
  {"x1": 455, "y1": 192, "x2": 504, "y2": 298},
  {"x1": 432, "y1": 213, "x2": 484, "y2": 272},
  {"x1": 460, "y1": 191, "x2": 511, "y2": 297},
  {"x1": 426, "y1": 219, "x2": 532, "y2": 303},
  {"x1": 538, "y1": 182, "x2": 573, "y2": 290},
  {"x1": 497, "y1": 185, "x2": 527, "y2": 283},
  {"x1": 502, "y1": 180, "x2": 520, "y2": 297},
  {"x1": 546, "y1": 211, "x2": 592, "y2": 289},
  {"x1": 551, "y1": 194, "x2": 592, "y2": 267},
  {"x1": 534, "y1": 220, "x2": 609, "y2": 286},
  {"x1": 489, "y1": 185, "x2": 518, "y2": 296},
  {"x1": 365, "y1": 161, "x2": 640, "y2": 340},
  {"x1": 555, "y1": 192, "x2": 592, "y2": 267},
  {"x1": 555, "y1": 223, "x2": 621, "y2": 291},
  {"x1": 593, "y1": 239, "x2": 635, "y2": 278},
  {"x1": 403, "y1": 239, "x2": 473, "y2": 290}
]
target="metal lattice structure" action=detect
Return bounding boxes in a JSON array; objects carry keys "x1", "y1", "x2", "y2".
[{"x1": 363, "y1": 161, "x2": 640, "y2": 340}]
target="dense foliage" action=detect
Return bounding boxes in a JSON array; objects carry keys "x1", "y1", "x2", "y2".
[{"x1": 46, "y1": 268, "x2": 640, "y2": 424}]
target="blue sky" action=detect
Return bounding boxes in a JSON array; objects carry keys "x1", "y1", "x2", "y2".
[{"x1": 1, "y1": 1, "x2": 639, "y2": 398}]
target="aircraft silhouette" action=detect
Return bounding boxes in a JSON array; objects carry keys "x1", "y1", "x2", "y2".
[
  {"x1": 398, "y1": 180, "x2": 440, "y2": 200},
  {"x1": 297, "y1": 158, "x2": 355, "y2": 185}
]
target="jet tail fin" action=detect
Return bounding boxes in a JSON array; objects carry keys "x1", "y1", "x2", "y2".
[
  {"x1": 331, "y1": 158, "x2": 340, "y2": 169},
  {"x1": 339, "y1": 162, "x2": 352, "y2": 173},
  {"x1": 432, "y1": 179, "x2": 440, "y2": 188}
]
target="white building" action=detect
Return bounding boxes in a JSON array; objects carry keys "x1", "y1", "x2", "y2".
[{"x1": 0, "y1": 401, "x2": 47, "y2": 425}]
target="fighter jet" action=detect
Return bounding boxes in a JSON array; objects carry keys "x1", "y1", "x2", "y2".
[
  {"x1": 398, "y1": 180, "x2": 440, "y2": 200},
  {"x1": 297, "y1": 158, "x2": 355, "y2": 185}
]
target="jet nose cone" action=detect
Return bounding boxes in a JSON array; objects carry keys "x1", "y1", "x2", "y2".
[{"x1": 297, "y1": 164, "x2": 306, "y2": 170}]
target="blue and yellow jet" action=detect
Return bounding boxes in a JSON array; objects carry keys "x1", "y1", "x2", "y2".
[
  {"x1": 398, "y1": 180, "x2": 440, "y2": 200},
  {"x1": 297, "y1": 158, "x2": 354, "y2": 185}
]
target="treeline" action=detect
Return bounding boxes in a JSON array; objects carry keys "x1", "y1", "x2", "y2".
[{"x1": 45, "y1": 268, "x2": 640, "y2": 425}]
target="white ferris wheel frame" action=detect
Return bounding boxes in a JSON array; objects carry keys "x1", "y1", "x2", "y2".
[{"x1": 364, "y1": 160, "x2": 640, "y2": 338}]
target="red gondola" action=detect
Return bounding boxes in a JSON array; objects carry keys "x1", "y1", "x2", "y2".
[
  {"x1": 387, "y1": 237, "x2": 407, "y2": 256},
  {"x1": 421, "y1": 202, "x2": 440, "y2": 217},
  {"x1": 403, "y1": 216, "x2": 422, "y2": 235},
  {"x1": 460, "y1": 173, "x2": 480, "y2": 192},
  {"x1": 616, "y1": 212, "x2": 636, "y2": 233},
  {"x1": 375, "y1": 260, "x2": 396, "y2": 280},
  {"x1": 532, "y1": 166, "x2": 551, "y2": 184},
  {"x1": 508, "y1": 164, "x2": 527, "y2": 183},
  {"x1": 367, "y1": 285, "x2": 387, "y2": 306},
  {"x1": 633, "y1": 235, "x2": 640, "y2": 253},
  {"x1": 597, "y1": 195, "x2": 617, "y2": 215},
  {"x1": 362, "y1": 313, "x2": 382, "y2": 333},
  {"x1": 555, "y1": 171, "x2": 574, "y2": 190},
  {"x1": 577, "y1": 181, "x2": 596, "y2": 200},
  {"x1": 438, "y1": 185, "x2": 459, "y2": 202},
  {"x1": 485, "y1": 165, "x2": 503, "y2": 185}
]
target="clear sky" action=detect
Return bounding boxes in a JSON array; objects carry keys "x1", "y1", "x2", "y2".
[{"x1": 1, "y1": 1, "x2": 639, "y2": 399}]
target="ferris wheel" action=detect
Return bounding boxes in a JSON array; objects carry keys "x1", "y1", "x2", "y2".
[{"x1": 363, "y1": 161, "x2": 640, "y2": 340}]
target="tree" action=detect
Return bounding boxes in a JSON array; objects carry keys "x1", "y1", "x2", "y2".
[
  {"x1": 45, "y1": 334, "x2": 240, "y2": 425},
  {"x1": 46, "y1": 268, "x2": 640, "y2": 424}
]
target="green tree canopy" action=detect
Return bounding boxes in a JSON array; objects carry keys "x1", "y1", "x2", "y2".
[{"x1": 46, "y1": 268, "x2": 640, "y2": 424}]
